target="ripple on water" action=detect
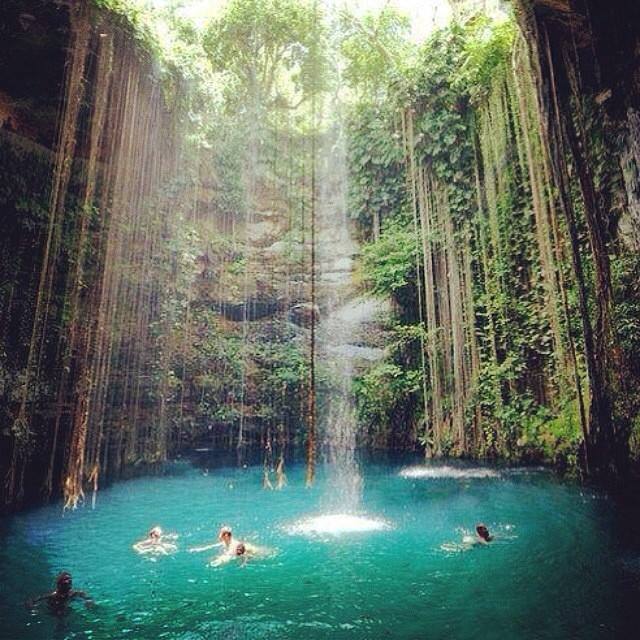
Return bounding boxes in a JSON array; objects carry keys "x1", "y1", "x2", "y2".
[
  {"x1": 286, "y1": 513, "x2": 391, "y2": 537},
  {"x1": 399, "y1": 465, "x2": 501, "y2": 479}
]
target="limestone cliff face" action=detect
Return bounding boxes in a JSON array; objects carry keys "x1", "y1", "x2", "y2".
[
  {"x1": 514, "y1": 0, "x2": 640, "y2": 480},
  {"x1": 186, "y1": 121, "x2": 391, "y2": 449},
  {"x1": 515, "y1": 0, "x2": 640, "y2": 250}
]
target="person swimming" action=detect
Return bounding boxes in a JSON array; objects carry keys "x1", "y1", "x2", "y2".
[
  {"x1": 189, "y1": 525, "x2": 257, "y2": 566},
  {"x1": 27, "y1": 571, "x2": 93, "y2": 615},
  {"x1": 211, "y1": 526, "x2": 259, "y2": 566},
  {"x1": 475, "y1": 523, "x2": 493, "y2": 543},
  {"x1": 133, "y1": 526, "x2": 178, "y2": 555},
  {"x1": 459, "y1": 523, "x2": 494, "y2": 547}
]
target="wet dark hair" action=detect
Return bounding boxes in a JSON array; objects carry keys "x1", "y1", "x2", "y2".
[
  {"x1": 476, "y1": 524, "x2": 491, "y2": 541},
  {"x1": 56, "y1": 572, "x2": 72, "y2": 592},
  {"x1": 236, "y1": 543, "x2": 246, "y2": 556}
]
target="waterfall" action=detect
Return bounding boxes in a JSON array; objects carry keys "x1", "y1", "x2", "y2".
[{"x1": 316, "y1": 119, "x2": 386, "y2": 512}]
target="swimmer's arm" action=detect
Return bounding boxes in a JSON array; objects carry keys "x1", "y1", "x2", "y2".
[
  {"x1": 209, "y1": 553, "x2": 233, "y2": 567},
  {"x1": 71, "y1": 590, "x2": 95, "y2": 608},
  {"x1": 188, "y1": 542, "x2": 221, "y2": 553},
  {"x1": 26, "y1": 592, "x2": 54, "y2": 608},
  {"x1": 461, "y1": 535, "x2": 477, "y2": 547},
  {"x1": 133, "y1": 539, "x2": 152, "y2": 552}
]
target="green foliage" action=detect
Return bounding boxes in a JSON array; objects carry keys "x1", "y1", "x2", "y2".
[
  {"x1": 0, "y1": 134, "x2": 90, "y2": 420},
  {"x1": 252, "y1": 328, "x2": 309, "y2": 418},
  {"x1": 361, "y1": 217, "x2": 419, "y2": 298},
  {"x1": 347, "y1": 100, "x2": 407, "y2": 234},
  {"x1": 0, "y1": 135, "x2": 53, "y2": 229},
  {"x1": 517, "y1": 401, "x2": 582, "y2": 470},
  {"x1": 345, "y1": 11, "x2": 595, "y2": 465},
  {"x1": 452, "y1": 17, "x2": 516, "y2": 103},
  {"x1": 354, "y1": 361, "x2": 421, "y2": 427},
  {"x1": 9, "y1": 0, "x2": 634, "y2": 474},
  {"x1": 410, "y1": 24, "x2": 476, "y2": 216},
  {"x1": 612, "y1": 252, "x2": 640, "y2": 359},
  {"x1": 611, "y1": 251, "x2": 640, "y2": 445},
  {"x1": 339, "y1": 6, "x2": 412, "y2": 96},
  {"x1": 170, "y1": 307, "x2": 244, "y2": 423},
  {"x1": 202, "y1": 0, "x2": 327, "y2": 110},
  {"x1": 92, "y1": 0, "x2": 165, "y2": 63}
]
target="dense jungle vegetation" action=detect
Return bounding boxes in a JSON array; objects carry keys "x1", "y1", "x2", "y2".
[{"x1": 0, "y1": 0, "x2": 639, "y2": 512}]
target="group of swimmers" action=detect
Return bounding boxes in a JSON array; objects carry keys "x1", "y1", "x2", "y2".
[
  {"x1": 27, "y1": 522, "x2": 493, "y2": 616},
  {"x1": 132, "y1": 524, "x2": 259, "y2": 567},
  {"x1": 27, "y1": 524, "x2": 256, "y2": 615}
]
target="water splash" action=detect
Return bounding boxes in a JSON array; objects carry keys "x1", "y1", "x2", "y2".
[
  {"x1": 286, "y1": 513, "x2": 391, "y2": 537},
  {"x1": 399, "y1": 465, "x2": 501, "y2": 479},
  {"x1": 440, "y1": 523, "x2": 518, "y2": 554}
]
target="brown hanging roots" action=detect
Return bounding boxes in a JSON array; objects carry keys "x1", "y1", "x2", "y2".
[
  {"x1": 401, "y1": 108, "x2": 432, "y2": 455},
  {"x1": 275, "y1": 455, "x2": 287, "y2": 490},
  {"x1": 262, "y1": 427, "x2": 274, "y2": 490},
  {"x1": 7, "y1": 4, "x2": 91, "y2": 508}
]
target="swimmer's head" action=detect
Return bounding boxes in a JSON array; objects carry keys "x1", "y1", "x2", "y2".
[
  {"x1": 149, "y1": 526, "x2": 162, "y2": 540},
  {"x1": 476, "y1": 523, "x2": 492, "y2": 541},
  {"x1": 218, "y1": 525, "x2": 232, "y2": 542},
  {"x1": 236, "y1": 543, "x2": 246, "y2": 556},
  {"x1": 56, "y1": 572, "x2": 72, "y2": 594}
]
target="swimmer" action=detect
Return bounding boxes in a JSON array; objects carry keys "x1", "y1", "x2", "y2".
[
  {"x1": 475, "y1": 523, "x2": 493, "y2": 544},
  {"x1": 133, "y1": 526, "x2": 178, "y2": 555},
  {"x1": 190, "y1": 525, "x2": 257, "y2": 566},
  {"x1": 212, "y1": 526, "x2": 261, "y2": 566},
  {"x1": 27, "y1": 571, "x2": 93, "y2": 615},
  {"x1": 460, "y1": 523, "x2": 494, "y2": 547}
]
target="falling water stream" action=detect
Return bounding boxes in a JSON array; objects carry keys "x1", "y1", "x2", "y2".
[
  {"x1": 300, "y1": 118, "x2": 389, "y2": 534},
  {"x1": 317, "y1": 120, "x2": 362, "y2": 514}
]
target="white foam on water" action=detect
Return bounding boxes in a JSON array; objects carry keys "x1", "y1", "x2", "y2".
[
  {"x1": 286, "y1": 513, "x2": 391, "y2": 536},
  {"x1": 399, "y1": 465, "x2": 501, "y2": 479}
]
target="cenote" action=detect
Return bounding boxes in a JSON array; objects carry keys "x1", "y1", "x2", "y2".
[
  {"x1": 2, "y1": 455, "x2": 640, "y2": 640},
  {"x1": 2, "y1": 0, "x2": 640, "y2": 638}
]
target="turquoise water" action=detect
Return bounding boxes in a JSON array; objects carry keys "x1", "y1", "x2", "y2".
[{"x1": 2, "y1": 455, "x2": 639, "y2": 640}]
